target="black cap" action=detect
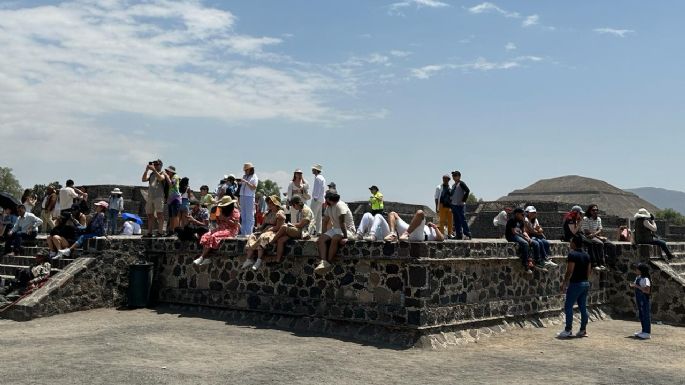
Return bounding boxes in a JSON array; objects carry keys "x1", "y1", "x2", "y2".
[
  {"x1": 369, "y1": 185, "x2": 378, "y2": 191},
  {"x1": 328, "y1": 182, "x2": 336, "y2": 188}
]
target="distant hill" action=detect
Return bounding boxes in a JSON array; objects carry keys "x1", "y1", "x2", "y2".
[{"x1": 625, "y1": 187, "x2": 685, "y2": 215}]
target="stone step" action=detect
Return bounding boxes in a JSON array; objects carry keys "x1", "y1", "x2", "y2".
[
  {"x1": 0, "y1": 255, "x2": 74, "y2": 269},
  {"x1": 0, "y1": 264, "x2": 63, "y2": 276}
]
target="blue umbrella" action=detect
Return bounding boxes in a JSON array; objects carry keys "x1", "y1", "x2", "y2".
[{"x1": 121, "y1": 212, "x2": 143, "y2": 225}]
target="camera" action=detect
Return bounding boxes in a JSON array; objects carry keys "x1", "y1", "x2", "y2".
[{"x1": 148, "y1": 161, "x2": 154, "y2": 166}]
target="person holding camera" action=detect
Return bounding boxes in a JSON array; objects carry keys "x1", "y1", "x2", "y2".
[
  {"x1": 238, "y1": 162, "x2": 258, "y2": 235},
  {"x1": 633, "y1": 208, "x2": 675, "y2": 261},
  {"x1": 58, "y1": 179, "x2": 87, "y2": 213},
  {"x1": 142, "y1": 159, "x2": 166, "y2": 237}
]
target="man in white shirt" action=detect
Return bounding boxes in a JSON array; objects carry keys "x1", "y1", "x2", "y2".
[
  {"x1": 58, "y1": 179, "x2": 87, "y2": 213},
  {"x1": 310, "y1": 164, "x2": 326, "y2": 236},
  {"x1": 4, "y1": 204, "x2": 43, "y2": 255},
  {"x1": 315, "y1": 192, "x2": 356, "y2": 274}
]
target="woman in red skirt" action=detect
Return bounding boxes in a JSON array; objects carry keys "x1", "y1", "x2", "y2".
[{"x1": 193, "y1": 196, "x2": 240, "y2": 266}]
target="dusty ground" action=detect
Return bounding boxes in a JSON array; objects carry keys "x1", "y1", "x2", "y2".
[{"x1": 0, "y1": 307, "x2": 683, "y2": 385}]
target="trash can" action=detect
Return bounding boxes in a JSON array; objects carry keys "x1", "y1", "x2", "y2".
[{"x1": 127, "y1": 262, "x2": 154, "y2": 308}]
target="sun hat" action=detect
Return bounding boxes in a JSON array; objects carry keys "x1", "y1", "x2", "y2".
[
  {"x1": 94, "y1": 201, "x2": 109, "y2": 209},
  {"x1": 243, "y1": 163, "x2": 254, "y2": 171},
  {"x1": 110, "y1": 188, "x2": 123, "y2": 195},
  {"x1": 571, "y1": 205, "x2": 584, "y2": 214},
  {"x1": 216, "y1": 196, "x2": 237, "y2": 207},
  {"x1": 312, "y1": 164, "x2": 323, "y2": 172},
  {"x1": 634, "y1": 208, "x2": 652, "y2": 219},
  {"x1": 165, "y1": 165, "x2": 176, "y2": 174},
  {"x1": 524, "y1": 206, "x2": 537, "y2": 213},
  {"x1": 267, "y1": 194, "x2": 282, "y2": 207},
  {"x1": 294, "y1": 169, "x2": 303, "y2": 173}
]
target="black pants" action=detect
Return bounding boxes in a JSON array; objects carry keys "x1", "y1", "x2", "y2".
[
  {"x1": 175, "y1": 225, "x2": 209, "y2": 242},
  {"x1": 586, "y1": 237, "x2": 615, "y2": 267},
  {"x1": 4, "y1": 232, "x2": 37, "y2": 254}
]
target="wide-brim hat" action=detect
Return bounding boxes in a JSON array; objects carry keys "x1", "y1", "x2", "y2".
[
  {"x1": 267, "y1": 194, "x2": 282, "y2": 207},
  {"x1": 243, "y1": 162, "x2": 254, "y2": 171},
  {"x1": 94, "y1": 201, "x2": 109, "y2": 209},
  {"x1": 294, "y1": 169, "x2": 303, "y2": 174},
  {"x1": 216, "y1": 196, "x2": 237, "y2": 207},
  {"x1": 165, "y1": 165, "x2": 177, "y2": 174},
  {"x1": 111, "y1": 188, "x2": 123, "y2": 195},
  {"x1": 634, "y1": 208, "x2": 651, "y2": 219},
  {"x1": 312, "y1": 164, "x2": 322, "y2": 172},
  {"x1": 524, "y1": 205, "x2": 537, "y2": 213}
]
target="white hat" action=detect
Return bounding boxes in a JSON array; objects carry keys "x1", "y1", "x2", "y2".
[
  {"x1": 524, "y1": 205, "x2": 537, "y2": 213},
  {"x1": 312, "y1": 164, "x2": 323, "y2": 172},
  {"x1": 634, "y1": 208, "x2": 651, "y2": 219},
  {"x1": 110, "y1": 188, "x2": 123, "y2": 195},
  {"x1": 243, "y1": 162, "x2": 254, "y2": 171}
]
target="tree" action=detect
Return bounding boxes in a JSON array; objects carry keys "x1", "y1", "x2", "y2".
[
  {"x1": 466, "y1": 193, "x2": 479, "y2": 205},
  {"x1": 256, "y1": 179, "x2": 281, "y2": 199},
  {"x1": 0, "y1": 167, "x2": 22, "y2": 199},
  {"x1": 655, "y1": 208, "x2": 685, "y2": 226}
]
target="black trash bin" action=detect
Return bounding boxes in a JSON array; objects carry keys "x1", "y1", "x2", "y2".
[{"x1": 128, "y1": 262, "x2": 154, "y2": 308}]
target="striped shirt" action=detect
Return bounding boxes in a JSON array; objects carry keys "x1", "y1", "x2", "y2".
[{"x1": 580, "y1": 217, "x2": 602, "y2": 233}]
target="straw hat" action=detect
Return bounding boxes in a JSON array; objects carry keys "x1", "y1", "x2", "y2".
[
  {"x1": 267, "y1": 194, "x2": 282, "y2": 207},
  {"x1": 165, "y1": 165, "x2": 177, "y2": 174},
  {"x1": 243, "y1": 162, "x2": 254, "y2": 171},
  {"x1": 634, "y1": 208, "x2": 651, "y2": 219},
  {"x1": 312, "y1": 164, "x2": 323, "y2": 172},
  {"x1": 216, "y1": 196, "x2": 237, "y2": 207}
]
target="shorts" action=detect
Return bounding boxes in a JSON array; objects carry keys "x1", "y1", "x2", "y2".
[
  {"x1": 285, "y1": 225, "x2": 303, "y2": 238},
  {"x1": 323, "y1": 228, "x2": 357, "y2": 239},
  {"x1": 145, "y1": 197, "x2": 165, "y2": 214},
  {"x1": 396, "y1": 217, "x2": 426, "y2": 242},
  {"x1": 180, "y1": 198, "x2": 190, "y2": 213},
  {"x1": 168, "y1": 202, "x2": 181, "y2": 217}
]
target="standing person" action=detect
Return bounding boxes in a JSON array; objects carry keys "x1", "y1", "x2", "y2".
[
  {"x1": 164, "y1": 166, "x2": 182, "y2": 235},
  {"x1": 56, "y1": 201, "x2": 108, "y2": 258},
  {"x1": 238, "y1": 163, "x2": 258, "y2": 235},
  {"x1": 505, "y1": 208, "x2": 543, "y2": 275},
  {"x1": 314, "y1": 192, "x2": 356, "y2": 274},
  {"x1": 21, "y1": 189, "x2": 37, "y2": 214},
  {"x1": 558, "y1": 235, "x2": 592, "y2": 338},
  {"x1": 193, "y1": 196, "x2": 241, "y2": 266},
  {"x1": 368, "y1": 185, "x2": 384, "y2": 216},
  {"x1": 40, "y1": 186, "x2": 58, "y2": 233},
  {"x1": 287, "y1": 169, "x2": 310, "y2": 221},
  {"x1": 633, "y1": 208, "x2": 675, "y2": 260},
  {"x1": 450, "y1": 171, "x2": 472, "y2": 240},
  {"x1": 310, "y1": 164, "x2": 326, "y2": 236},
  {"x1": 58, "y1": 180, "x2": 87, "y2": 213},
  {"x1": 434, "y1": 175, "x2": 453, "y2": 237},
  {"x1": 581, "y1": 204, "x2": 614, "y2": 271},
  {"x1": 629, "y1": 263, "x2": 652, "y2": 340},
  {"x1": 107, "y1": 188, "x2": 124, "y2": 235},
  {"x1": 4, "y1": 205, "x2": 42, "y2": 256},
  {"x1": 142, "y1": 160, "x2": 166, "y2": 237}
]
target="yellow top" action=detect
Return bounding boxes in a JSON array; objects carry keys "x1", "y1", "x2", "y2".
[{"x1": 369, "y1": 191, "x2": 384, "y2": 211}]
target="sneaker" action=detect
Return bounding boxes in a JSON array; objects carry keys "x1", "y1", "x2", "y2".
[
  {"x1": 399, "y1": 232, "x2": 409, "y2": 241},
  {"x1": 594, "y1": 266, "x2": 603, "y2": 271},
  {"x1": 557, "y1": 330, "x2": 573, "y2": 338},
  {"x1": 544, "y1": 259, "x2": 558, "y2": 268},
  {"x1": 241, "y1": 259, "x2": 255, "y2": 269},
  {"x1": 576, "y1": 330, "x2": 588, "y2": 338},
  {"x1": 525, "y1": 269, "x2": 533, "y2": 276},
  {"x1": 48, "y1": 251, "x2": 57, "y2": 259},
  {"x1": 363, "y1": 234, "x2": 377, "y2": 242},
  {"x1": 251, "y1": 258, "x2": 263, "y2": 271},
  {"x1": 634, "y1": 331, "x2": 642, "y2": 337},
  {"x1": 636, "y1": 332, "x2": 651, "y2": 340},
  {"x1": 384, "y1": 232, "x2": 397, "y2": 242},
  {"x1": 534, "y1": 263, "x2": 548, "y2": 272},
  {"x1": 193, "y1": 256, "x2": 211, "y2": 266},
  {"x1": 314, "y1": 260, "x2": 332, "y2": 275},
  {"x1": 463, "y1": 235, "x2": 472, "y2": 240},
  {"x1": 57, "y1": 248, "x2": 71, "y2": 258}
]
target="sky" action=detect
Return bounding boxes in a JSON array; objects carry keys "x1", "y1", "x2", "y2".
[{"x1": 1, "y1": 0, "x2": 684, "y2": 207}]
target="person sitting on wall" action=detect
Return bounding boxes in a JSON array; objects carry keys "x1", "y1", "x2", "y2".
[
  {"x1": 524, "y1": 206, "x2": 558, "y2": 268},
  {"x1": 562, "y1": 206, "x2": 585, "y2": 242},
  {"x1": 355, "y1": 212, "x2": 391, "y2": 241},
  {"x1": 47, "y1": 205, "x2": 87, "y2": 259},
  {"x1": 55, "y1": 201, "x2": 109, "y2": 258},
  {"x1": 242, "y1": 195, "x2": 286, "y2": 271},
  {"x1": 383, "y1": 210, "x2": 444, "y2": 242},
  {"x1": 368, "y1": 185, "x2": 384, "y2": 216},
  {"x1": 0, "y1": 207, "x2": 18, "y2": 242},
  {"x1": 314, "y1": 192, "x2": 357, "y2": 275},
  {"x1": 7, "y1": 250, "x2": 52, "y2": 294},
  {"x1": 581, "y1": 204, "x2": 615, "y2": 271},
  {"x1": 269, "y1": 195, "x2": 314, "y2": 262},
  {"x1": 121, "y1": 217, "x2": 142, "y2": 235},
  {"x1": 193, "y1": 196, "x2": 241, "y2": 266},
  {"x1": 505, "y1": 208, "x2": 544, "y2": 276},
  {"x1": 617, "y1": 225, "x2": 632, "y2": 242},
  {"x1": 176, "y1": 199, "x2": 209, "y2": 242},
  {"x1": 4, "y1": 204, "x2": 43, "y2": 257},
  {"x1": 493, "y1": 208, "x2": 512, "y2": 238},
  {"x1": 633, "y1": 208, "x2": 675, "y2": 261}
]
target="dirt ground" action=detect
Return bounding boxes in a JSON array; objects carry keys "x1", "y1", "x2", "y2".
[{"x1": 0, "y1": 307, "x2": 683, "y2": 385}]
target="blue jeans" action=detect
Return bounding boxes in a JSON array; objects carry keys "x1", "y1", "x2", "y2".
[
  {"x1": 451, "y1": 204, "x2": 471, "y2": 237},
  {"x1": 646, "y1": 239, "x2": 674, "y2": 259},
  {"x1": 75, "y1": 233, "x2": 98, "y2": 247},
  {"x1": 635, "y1": 290, "x2": 651, "y2": 334},
  {"x1": 533, "y1": 237, "x2": 551, "y2": 259},
  {"x1": 509, "y1": 235, "x2": 541, "y2": 266},
  {"x1": 565, "y1": 281, "x2": 590, "y2": 331},
  {"x1": 107, "y1": 209, "x2": 119, "y2": 235}
]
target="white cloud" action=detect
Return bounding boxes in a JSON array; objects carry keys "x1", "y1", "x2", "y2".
[
  {"x1": 410, "y1": 56, "x2": 544, "y2": 79},
  {"x1": 522, "y1": 14, "x2": 539, "y2": 27},
  {"x1": 505, "y1": 42, "x2": 517, "y2": 51},
  {"x1": 594, "y1": 27, "x2": 635, "y2": 38},
  {"x1": 390, "y1": 50, "x2": 413, "y2": 57},
  {"x1": 467, "y1": 2, "x2": 519, "y2": 18},
  {"x1": 389, "y1": 0, "x2": 449, "y2": 15}
]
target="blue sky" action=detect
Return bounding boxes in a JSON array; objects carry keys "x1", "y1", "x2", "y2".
[{"x1": 1, "y1": 0, "x2": 683, "y2": 207}]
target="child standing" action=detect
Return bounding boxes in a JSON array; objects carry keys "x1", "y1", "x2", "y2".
[
  {"x1": 108, "y1": 188, "x2": 124, "y2": 235},
  {"x1": 629, "y1": 262, "x2": 652, "y2": 340}
]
